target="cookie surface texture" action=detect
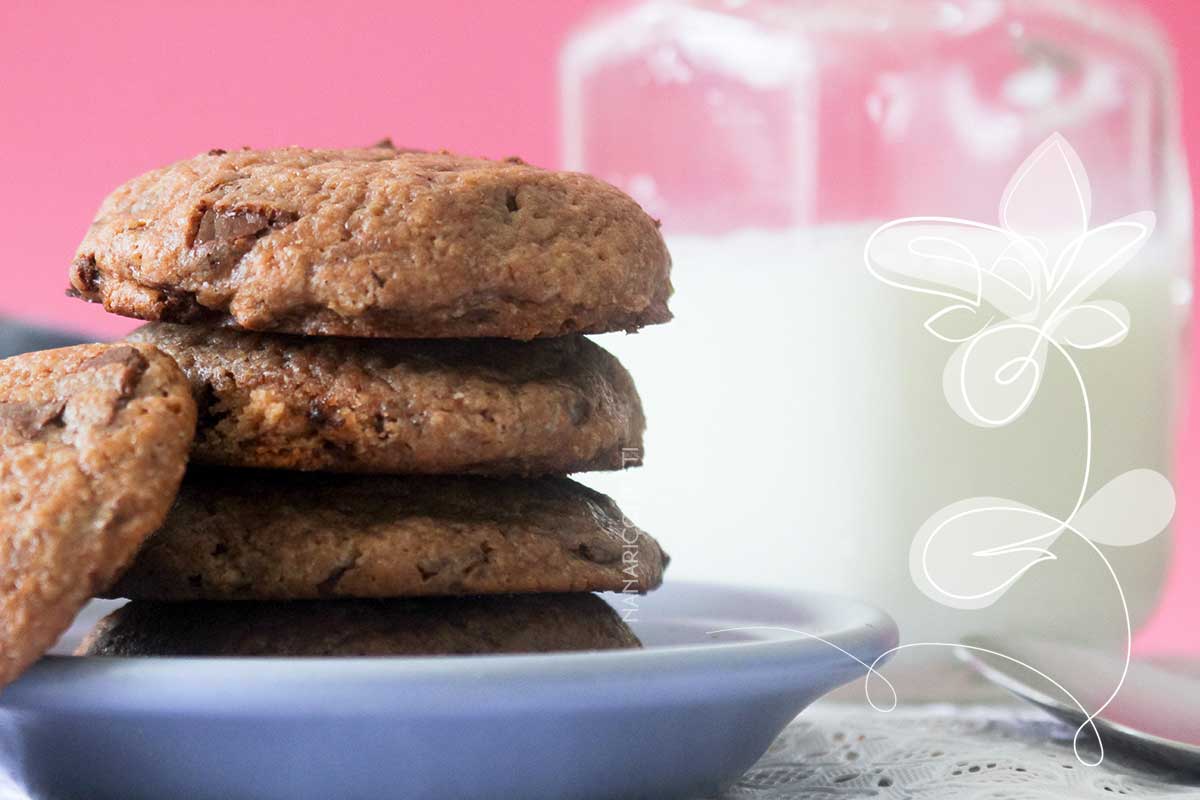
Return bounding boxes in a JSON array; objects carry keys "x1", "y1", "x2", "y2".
[
  {"x1": 128, "y1": 322, "x2": 644, "y2": 475},
  {"x1": 71, "y1": 147, "x2": 672, "y2": 339},
  {"x1": 106, "y1": 470, "x2": 667, "y2": 601}
]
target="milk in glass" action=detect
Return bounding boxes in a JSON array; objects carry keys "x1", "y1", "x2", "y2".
[{"x1": 561, "y1": 0, "x2": 1192, "y2": 642}]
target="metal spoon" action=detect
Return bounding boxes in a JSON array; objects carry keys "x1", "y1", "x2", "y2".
[{"x1": 956, "y1": 634, "x2": 1200, "y2": 773}]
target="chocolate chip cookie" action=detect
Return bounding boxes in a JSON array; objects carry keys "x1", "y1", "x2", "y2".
[
  {"x1": 0, "y1": 343, "x2": 196, "y2": 688},
  {"x1": 78, "y1": 594, "x2": 640, "y2": 656},
  {"x1": 70, "y1": 146, "x2": 673, "y2": 339},
  {"x1": 106, "y1": 469, "x2": 666, "y2": 601},
  {"x1": 127, "y1": 322, "x2": 644, "y2": 475}
]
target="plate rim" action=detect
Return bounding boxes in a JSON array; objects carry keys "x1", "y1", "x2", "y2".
[{"x1": 2, "y1": 582, "x2": 898, "y2": 715}]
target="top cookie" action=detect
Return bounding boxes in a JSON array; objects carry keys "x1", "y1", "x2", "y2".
[
  {"x1": 0, "y1": 343, "x2": 196, "y2": 689},
  {"x1": 69, "y1": 146, "x2": 673, "y2": 340}
]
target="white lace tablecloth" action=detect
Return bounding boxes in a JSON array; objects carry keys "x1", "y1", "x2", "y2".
[{"x1": 712, "y1": 704, "x2": 1200, "y2": 799}]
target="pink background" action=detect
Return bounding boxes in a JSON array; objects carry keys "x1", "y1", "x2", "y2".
[{"x1": 0, "y1": 0, "x2": 1195, "y2": 651}]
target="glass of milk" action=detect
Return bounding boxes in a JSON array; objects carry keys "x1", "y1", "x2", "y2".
[{"x1": 561, "y1": 0, "x2": 1192, "y2": 644}]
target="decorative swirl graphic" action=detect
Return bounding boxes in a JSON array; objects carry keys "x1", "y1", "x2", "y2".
[
  {"x1": 860, "y1": 133, "x2": 1176, "y2": 764},
  {"x1": 712, "y1": 135, "x2": 1175, "y2": 766},
  {"x1": 707, "y1": 135, "x2": 1169, "y2": 768},
  {"x1": 865, "y1": 135, "x2": 1173, "y2": 586}
]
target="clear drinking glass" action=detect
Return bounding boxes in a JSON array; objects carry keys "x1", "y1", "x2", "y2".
[{"x1": 561, "y1": 0, "x2": 1192, "y2": 643}]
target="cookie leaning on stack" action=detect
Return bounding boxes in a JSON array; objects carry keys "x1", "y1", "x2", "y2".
[
  {"x1": 0, "y1": 344, "x2": 195, "y2": 685},
  {"x1": 47, "y1": 144, "x2": 671, "y2": 659}
]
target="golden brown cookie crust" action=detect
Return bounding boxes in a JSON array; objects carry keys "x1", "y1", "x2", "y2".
[
  {"x1": 70, "y1": 147, "x2": 673, "y2": 340},
  {"x1": 0, "y1": 343, "x2": 196, "y2": 689},
  {"x1": 127, "y1": 323, "x2": 645, "y2": 475},
  {"x1": 106, "y1": 469, "x2": 667, "y2": 601},
  {"x1": 78, "y1": 595, "x2": 641, "y2": 656}
]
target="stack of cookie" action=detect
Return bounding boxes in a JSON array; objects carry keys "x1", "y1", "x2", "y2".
[{"x1": 0, "y1": 145, "x2": 673, "y2": 679}]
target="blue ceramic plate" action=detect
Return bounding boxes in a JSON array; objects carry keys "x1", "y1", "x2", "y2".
[{"x1": 0, "y1": 583, "x2": 896, "y2": 800}]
